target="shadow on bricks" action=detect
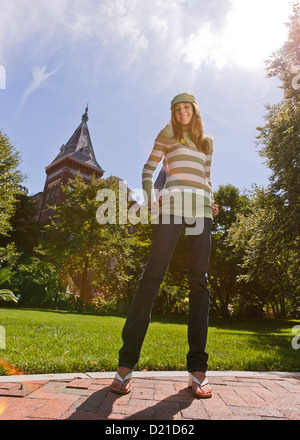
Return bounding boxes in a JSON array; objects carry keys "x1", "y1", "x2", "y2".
[
  {"x1": 66, "y1": 386, "x2": 112, "y2": 420},
  {"x1": 65, "y1": 385, "x2": 197, "y2": 420},
  {"x1": 124, "y1": 389, "x2": 197, "y2": 421}
]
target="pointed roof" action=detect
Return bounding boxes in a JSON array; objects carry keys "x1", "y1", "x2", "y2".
[{"x1": 49, "y1": 106, "x2": 104, "y2": 173}]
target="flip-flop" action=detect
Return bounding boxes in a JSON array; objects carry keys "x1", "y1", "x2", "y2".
[
  {"x1": 188, "y1": 374, "x2": 212, "y2": 399},
  {"x1": 111, "y1": 371, "x2": 132, "y2": 395}
]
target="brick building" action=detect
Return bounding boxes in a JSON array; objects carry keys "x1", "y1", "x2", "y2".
[{"x1": 31, "y1": 106, "x2": 104, "y2": 223}]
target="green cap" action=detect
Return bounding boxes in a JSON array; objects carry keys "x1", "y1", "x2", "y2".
[{"x1": 171, "y1": 93, "x2": 197, "y2": 109}]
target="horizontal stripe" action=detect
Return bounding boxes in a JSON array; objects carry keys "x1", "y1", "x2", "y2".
[
  {"x1": 154, "y1": 142, "x2": 168, "y2": 150},
  {"x1": 151, "y1": 150, "x2": 165, "y2": 159},
  {"x1": 150, "y1": 148, "x2": 164, "y2": 156},
  {"x1": 168, "y1": 144, "x2": 198, "y2": 155},
  {"x1": 167, "y1": 148, "x2": 207, "y2": 162},
  {"x1": 166, "y1": 179, "x2": 211, "y2": 194},
  {"x1": 167, "y1": 154, "x2": 206, "y2": 167},
  {"x1": 144, "y1": 158, "x2": 159, "y2": 167},
  {"x1": 149, "y1": 154, "x2": 163, "y2": 163},
  {"x1": 167, "y1": 170, "x2": 206, "y2": 180},
  {"x1": 143, "y1": 168, "x2": 156, "y2": 176},
  {"x1": 167, "y1": 173, "x2": 209, "y2": 186},
  {"x1": 143, "y1": 161, "x2": 156, "y2": 170},
  {"x1": 142, "y1": 168, "x2": 153, "y2": 175},
  {"x1": 161, "y1": 193, "x2": 212, "y2": 204},
  {"x1": 168, "y1": 164, "x2": 206, "y2": 175}
]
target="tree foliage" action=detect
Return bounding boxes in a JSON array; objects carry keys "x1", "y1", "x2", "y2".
[
  {"x1": 0, "y1": 267, "x2": 18, "y2": 303},
  {"x1": 227, "y1": 4, "x2": 300, "y2": 317},
  {"x1": 38, "y1": 174, "x2": 135, "y2": 306},
  {"x1": 257, "y1": 2, "x2": 300, "y2": 235},
  {"x1": 228, "y1": 186, "x2": 300, "y2": 317},
  {"x1": 209, "y1": 184, "x2": 249, "y2": 317},
  {"x1": 0, "y1": 131, "x2": 23, "y2": 237}
]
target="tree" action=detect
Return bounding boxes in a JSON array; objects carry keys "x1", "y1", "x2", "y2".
[
  {"x1": 38, "y1": 174, "x2": 135, "y2": 307},
  {"x1": 257, "y1": 3, "x2": 300, "y2": 235},
  {"x1": 209, "y1": 184, "x2": 249, "y2": 317},
  {"x1": 6, "y1": 254, "x2": 59, "y2": 308},
  {"x1": 228, "y1": 186, "x2": 299, "y2": 317},
  {"x1": 0, "y1": 131, "x2": 26, "y2": 303},
  {"x1": 0, "y1": 188, "x2": 40, "y2": 255},
  {"x1": 0, "y1": 267, "x2": 18, "y2": 303},
  {"x1": 248, "y1": 3, "x2": 300, "y2": 316},
  {"x1": 0, "y1": 132, "x2": 23, "y2": 237}
]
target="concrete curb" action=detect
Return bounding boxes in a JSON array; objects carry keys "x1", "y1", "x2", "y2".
[{"x1": 0, "y1": 370, "x2": 299, "y2": 382}]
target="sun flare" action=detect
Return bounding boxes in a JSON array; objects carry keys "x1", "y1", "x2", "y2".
[
  {"x1": 183, "y1": 0, "x2": 292, "y2": 70},
  {"x1": 225, "y1": 0, "x2": 292, "y2": 68}
]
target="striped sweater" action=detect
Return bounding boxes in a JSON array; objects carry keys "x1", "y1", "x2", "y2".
[{"x1": 142, "y1": 124, "x2": 214, "y2": 219}]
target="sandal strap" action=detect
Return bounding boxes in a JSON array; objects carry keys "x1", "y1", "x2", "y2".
[
  {"x1": 189, "y1": 374, "x2": 208, "y2": 388},
  {"x1": 115, "y1": 372, "x2": 132, "y2": 384}
]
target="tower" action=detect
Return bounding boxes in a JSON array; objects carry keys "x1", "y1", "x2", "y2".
[{"x1": 35, "y1": 106, "x2": 104, "y2": 222}]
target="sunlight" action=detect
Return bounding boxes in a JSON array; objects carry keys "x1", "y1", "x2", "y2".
[
  {"x1": 0, "y1": 402, "x2": 7, "y2": 416},
  {"x1": 224, "y1": 0, "x2": 292, "y2": 68},
  {"x1": 182, "y1": 0, "x2": 292, "y2": 70},
  {"x1": 0, "y1": 358, "x2": 24, "y2": 376}
]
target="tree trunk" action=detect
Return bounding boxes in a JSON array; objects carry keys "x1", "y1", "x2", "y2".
[{"x1": 79, "y1": 257, "x2": 90, "y2": 303}]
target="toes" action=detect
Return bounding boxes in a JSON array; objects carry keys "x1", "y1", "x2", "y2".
[
  {"x1": 111, "y1": 379, "x2": 122, "y2": 390},
  {"x1": 123, "y1": 380, "x2": 131, "y2": 391},
  {"x1": 202, "y1": 385, "x2": 212, "y2": 395}
]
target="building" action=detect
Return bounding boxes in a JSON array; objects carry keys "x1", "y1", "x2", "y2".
[
  {"x1": 32, "y1": 106, "x2": 104, "y2": 223},
  {"x1": 31, "y1": 105, "x2": 164, "y2": 223},
  {"x1": 28, "y1": 106, "x2": 165, "y2": 304}
]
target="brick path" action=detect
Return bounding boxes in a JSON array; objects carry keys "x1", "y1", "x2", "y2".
[{"x1": 0, "y1": 371, "x2": 299, "y2": 420}]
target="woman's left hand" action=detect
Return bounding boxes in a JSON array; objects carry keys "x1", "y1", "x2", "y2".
[{"x1": 212, "y1": 200, "x2": 219, "y2": 216}]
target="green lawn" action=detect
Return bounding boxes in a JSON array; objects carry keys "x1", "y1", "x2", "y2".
[{"x1": 0, "y1": 308, "x2": 299, "y2": 375}]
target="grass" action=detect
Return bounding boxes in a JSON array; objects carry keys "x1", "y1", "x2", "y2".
[{"x1": 0, "y1": 308, "x2": 299, "y2": 376}]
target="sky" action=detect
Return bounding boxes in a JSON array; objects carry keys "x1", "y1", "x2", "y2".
[{"x1": 0, "y1": 0, "x2": 294, "y2": 200}]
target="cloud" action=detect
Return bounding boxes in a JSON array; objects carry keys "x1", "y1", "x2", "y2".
[
  {"x1": 0, "y1": 0, "x2": 293, "y2": 98},
  {"x1": 178, "y1": 0, "x2": 291, "y2": 71},
  {"x1": 19, "y1": 64, "x2": 61, "y2": 109}
]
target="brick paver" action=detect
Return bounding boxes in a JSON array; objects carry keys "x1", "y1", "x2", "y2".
[{"x1": 0, "y1": 371, "x2": 299, "y2": 420}]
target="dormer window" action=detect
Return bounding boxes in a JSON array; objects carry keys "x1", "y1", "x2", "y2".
[{"x1": 81, "y1": 146, "x2": 90, "y2": 157}]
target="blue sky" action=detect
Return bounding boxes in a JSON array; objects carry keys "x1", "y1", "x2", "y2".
[{"x1": 0, "y1": 0, "x2": 293, "y2": 199}]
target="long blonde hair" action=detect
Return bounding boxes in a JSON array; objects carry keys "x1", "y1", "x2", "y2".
[{"x1": 171, "y1": 103, "x2": 210, "y2": 154}]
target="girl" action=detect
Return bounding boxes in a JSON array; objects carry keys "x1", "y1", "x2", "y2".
[{"x1": 111, "y1": 93, "x2": 219, "y2": 399}]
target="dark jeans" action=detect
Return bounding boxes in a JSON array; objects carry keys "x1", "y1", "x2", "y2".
[{"x1": 119, "y1": 216, "x2": 212, "y2": 373}]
